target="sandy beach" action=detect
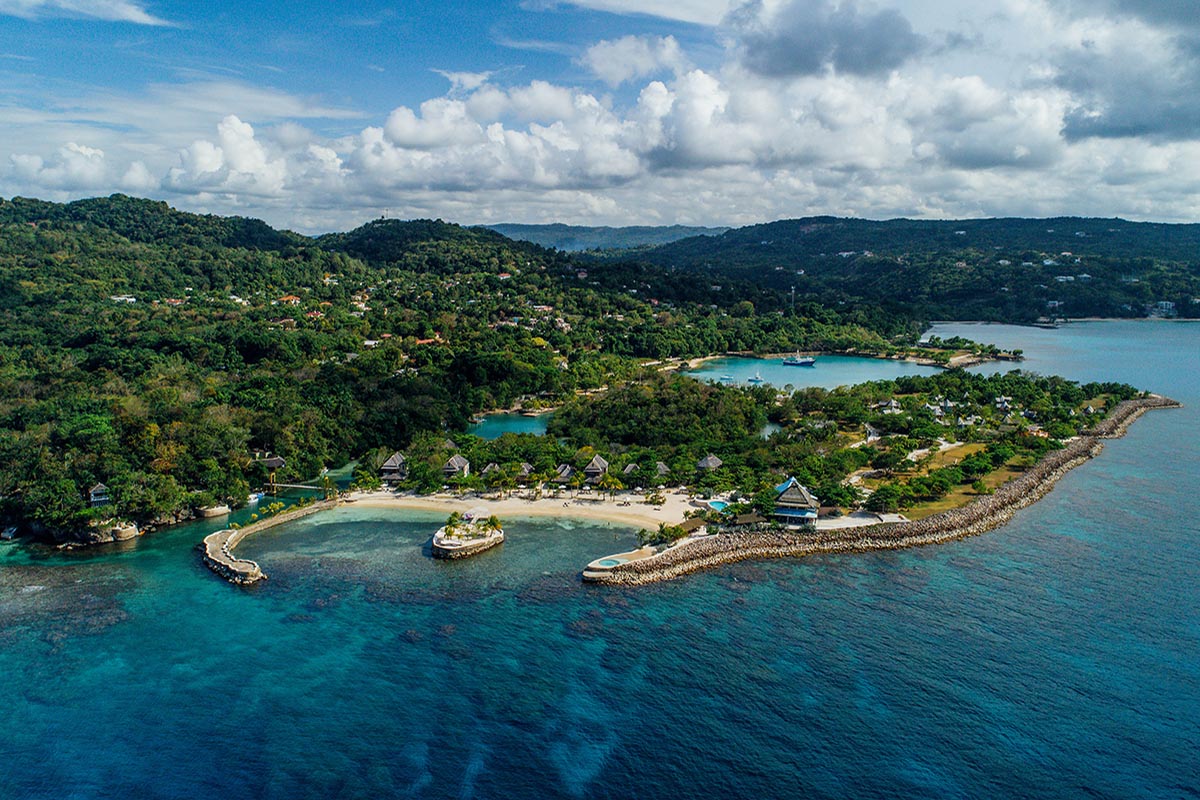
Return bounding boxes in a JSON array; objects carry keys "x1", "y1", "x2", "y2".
[{"x1": 345, "y1": 488, "x2": 700, "y2": 530}]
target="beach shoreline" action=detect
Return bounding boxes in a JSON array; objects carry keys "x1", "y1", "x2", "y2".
[{"x1": 201, "y1": 395, "x2": 1180, "y2": 588}]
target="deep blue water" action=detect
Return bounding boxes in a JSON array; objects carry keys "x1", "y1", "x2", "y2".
[{"x1": 2, "y1": 321, "x2": 1198, "y2": 799}]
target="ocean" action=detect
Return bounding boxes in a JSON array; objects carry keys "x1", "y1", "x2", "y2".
[{"x1": 1, "y1": 320, "x2": 1197, "y2": 799}]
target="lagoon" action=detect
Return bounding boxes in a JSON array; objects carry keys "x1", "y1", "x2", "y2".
[
  {"x1": 686, "y1": 353, "x2": 941, "y2": 389},
  {"x1": 468, "y1": 411, "x2": 550, "y2": 438},
  {"x1": 1, "y1": 321, "x2": 1197, "y2": 799}
]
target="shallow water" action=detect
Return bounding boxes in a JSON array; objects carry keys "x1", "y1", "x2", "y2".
[
  {"x1": 468, "y1": 412, "x2": 551, "y2": 439},
  {"x1": 687, "y1": 353, "x2": 942, "y2": 389},
  {"x1": 1, "y1": 321, "x2": 1197, "y2": 799}
]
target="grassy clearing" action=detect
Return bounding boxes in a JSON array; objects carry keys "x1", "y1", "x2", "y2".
[{"x1": 904, "y1": 463, "x2": 1024, "y2": 520}]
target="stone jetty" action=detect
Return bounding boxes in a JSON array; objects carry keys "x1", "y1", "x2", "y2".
[
  {"x1": 585, "y1": 395, "x2": 1180, "y2": 587},
  {"x1": 201, "y1": 500, "x2": 339, "y2": 585}
]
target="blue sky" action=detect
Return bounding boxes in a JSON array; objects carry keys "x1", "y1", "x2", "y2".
[{"x1": 3, "y1": 0, "x2": 1200, "y2": 231}]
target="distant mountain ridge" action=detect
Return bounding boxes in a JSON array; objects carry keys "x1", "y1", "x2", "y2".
[
  {"x1": 488, "y1": 223, "x2": 728, "y2": 251},
  {"x1": 638, "y1": 215, "x2": 1200, "y2": 266}
]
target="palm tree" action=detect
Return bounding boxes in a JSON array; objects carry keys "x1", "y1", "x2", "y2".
[{"x1": 597, "y1": 471, "x2": 623, "y2": 501}]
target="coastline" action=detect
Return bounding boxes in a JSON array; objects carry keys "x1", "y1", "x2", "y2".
[
  {"x1": 200, "y1": 395, "x2": 1179, "y2": 588},
  {"x1": 583, "y1": 395, "x2": 1181, "y2": 586}
]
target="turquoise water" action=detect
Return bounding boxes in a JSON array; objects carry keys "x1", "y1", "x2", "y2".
[
  {"x1": 468, "y1": 412, "x2": 550, "y2": 438},
  {"x1": 708, "y1": 501, "x2": 729, "y2": 512},
  {"x1": 2, "y1": 321, "x2": 1198, "y2": 799},
  {"x1": 688, "y1": 353, "x2": 941, "y2": 389}
]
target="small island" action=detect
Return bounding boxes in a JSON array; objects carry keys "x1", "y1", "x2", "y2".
[{"x1": 431, "y1": 510, "x2": 505, "y2": 559}]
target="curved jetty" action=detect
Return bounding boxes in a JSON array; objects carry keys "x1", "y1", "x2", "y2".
[
  {"x1": 432, "y1": 514, "x2": 505, "y2": 559},
  {"x1": 585, "y1": 396, "x2": 1180, "y2": 586},
  {"x1": 201, "y1": 500, "x2": 338, "y2": 585}
]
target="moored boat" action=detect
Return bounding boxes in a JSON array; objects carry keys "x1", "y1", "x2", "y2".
[{"x1": 782, "y1": 353, "x2": 816, "y2": 367}]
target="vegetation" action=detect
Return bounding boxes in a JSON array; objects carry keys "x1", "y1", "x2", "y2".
[
  {"x1": 0, "y1": 194, "x2": 1152, "y2": 539},
  {"x1": 610, "y1": 216, "x2": 1200, "y2": 323}
]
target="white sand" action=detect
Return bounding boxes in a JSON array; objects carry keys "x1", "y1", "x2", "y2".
[{"x1": 344, "y1": 489, "x2": 701, "y2": 530}]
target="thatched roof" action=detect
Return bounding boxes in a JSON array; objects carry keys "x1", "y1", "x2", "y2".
[
  {"x1": 697, "y1": 454, "x2": 723, "y2": 470},
  {"x1": 381, "y1": 452, "x2": 406, "y2": 470},
  {"x1": 584, "y1": 454, "x2": 609, "y2": 474}
]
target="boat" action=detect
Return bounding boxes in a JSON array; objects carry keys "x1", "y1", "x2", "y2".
[
  {"x1": 1, "y1": 526, "x2": 16, "y2": 540},
  {"x1": 247, "y1": 491, "x2": 266, "y2": 504},
  {"x1": 719, "y1": 374, "x2": 735, "y2": 382},
  {"x1": 782, "y1": 353, "x2": 816, "y2": 367},
  {"x1": 748, "y1": 371, "x2": 764, "y2": 384}
]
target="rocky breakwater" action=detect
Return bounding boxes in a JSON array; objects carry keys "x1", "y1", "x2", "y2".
[
  {"x1": 586, "y1": 395, "x2": 1180, "y2": 586},
  {"x1": 201, "y1": 500, "x2": 339, "y2": 586}
]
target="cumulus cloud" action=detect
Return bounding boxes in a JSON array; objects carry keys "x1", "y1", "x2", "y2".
[
  {"x1": 1044, "y1": 16, "x2": 1200, "y2": 141},
  {"x1": 0, "y1": 0, "x2": 170, "y2": 25},
  {"x1": 165, "y1": 116, "x2": 289, "y2": 197},
  {"x1": 728, "y1": 0, "x2": 926, "y2": 77},
  {"x1": 10, "y1": 142, "x2": 110, "y2": 189},
  {"x1": 14, "y1": 1, "x2": 1200, "y2": 229},
  {"x1": 581, "y1": 35, "x2": 688, "y2": 86}
]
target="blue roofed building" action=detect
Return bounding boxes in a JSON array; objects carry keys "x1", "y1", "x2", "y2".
[{"x1": 773, "y1": 477, "x2": 819, "y2": 528}]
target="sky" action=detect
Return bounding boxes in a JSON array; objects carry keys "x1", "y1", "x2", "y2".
[{"x1": 2, "y1": 0, "x2": 1200, "y2": 232}]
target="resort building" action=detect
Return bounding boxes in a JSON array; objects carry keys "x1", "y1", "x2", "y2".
[
  {"x1": 552, "y1": 463, "x2": 575, "y2": 484},
  {"x1": 517, "y1": 462, "x2": 536, "y2": 483},
  {"x1": 697, "y1": 454, "x2": 723, "y2": 471},
  {"x1": 584, "y1": 454, "x2": 609, "y2": 483},
  {"x1": 482, "y1": 462, "x2": 501, "y2": 476},
  {"x1": 443, "y1": 454, "x2": 470, "y2": 478},
  {"x1": 88, "y1": 483, "x2": 111, "y2": 508},
  {"x1": 622, "y1": 463, "x2": 639, "y2": 476},
  {"x1": 380, "y1": 452, "x2": 407, "y2": 485},
  {"x1": 773, "y1": 477, "x2": 819, "y2": 528}
]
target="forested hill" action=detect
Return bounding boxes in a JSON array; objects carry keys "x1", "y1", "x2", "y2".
[
  {"x1": 488, "y1": 223, "x2": 727, "y2": 252},
  {"x1": 0, "y1": 193, "x2": 304, "y2": 252},
  {"x1": 627, "y1": 216, "x2": 1200, "y2": 321},
  {"x1": 0, "y1": 194, "x2": 916, "y2": 537}
]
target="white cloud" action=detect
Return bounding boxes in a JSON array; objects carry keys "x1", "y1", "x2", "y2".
[
  {"x1": 537, "y1": 0, "x2": 735, "y2": 25},
  {"x1": 0, "y1": 0, "x2": 170, "y2": 25},
  {"x1": 10, "y1": 0, "x2": 1200, "y2": 230},
  {"x1": 581, "y1": 35, "x2": 688, "y2": 86}
]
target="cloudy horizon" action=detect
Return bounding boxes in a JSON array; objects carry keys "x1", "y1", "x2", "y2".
[{"x1": 3, "y1": 0, "x2": 1199, "y2": 233}]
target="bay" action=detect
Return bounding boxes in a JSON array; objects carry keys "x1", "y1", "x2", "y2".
[{"x1": 1, "y1": 321, "x2": 1197, "y2": 799}]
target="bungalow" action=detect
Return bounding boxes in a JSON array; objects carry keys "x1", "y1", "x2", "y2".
[
  {"x1": 278, "y1": 294, "x2": 302, "y2": 306},
  {"x1": 443, "y1": 454, "x2": 470, "y2": 478},
  {"x1": 552, "y1": 463, "x2": 575, "y2": 484},
  {"x1": 622, "y1": 463, "x2": 640, "y2": 476},
  {"x1": 88, "y1": 483, "x2": 111, "y2": 508},
  {"x1": 773, "y1": 477, "x2": 818, "y2": 528},
  {"x1": 697, "y1": 454, "x2": 723, "y2": 471},
  {"x1": 380, "y1": 452, "x2": 407, "y2": 485},
  {"x1": 875, "y1": 398, "x2": 904, "y2": 415},
  {"x1": 655, "y1": 461, "x2": 671, "y2": 477},
  {"x1": 584, "y1": 454, "x2": 609, "y2": 483},
  {"x1": 517, "y1": 462, "x2": 536, "y2": 483},
  {"x1": 258, "y1": 455, "x2": 286, "y2": 470},
  {"x1": 482, "y1": 462, "x2": 501, "y2": 476}
]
